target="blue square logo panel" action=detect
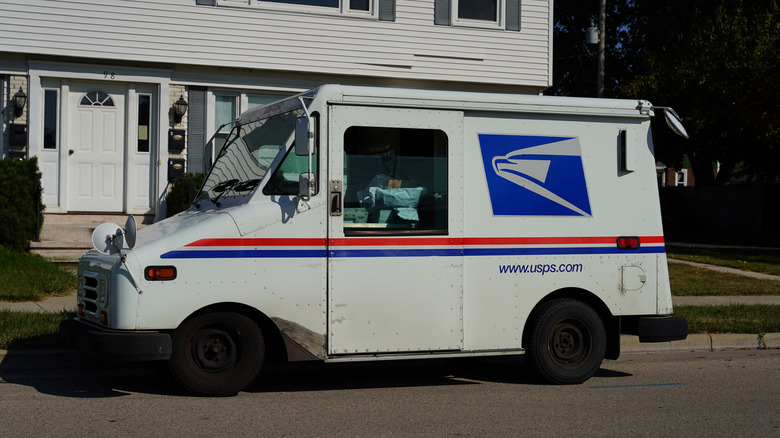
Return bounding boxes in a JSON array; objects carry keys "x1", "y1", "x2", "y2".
[{"x1": 478, "y1": 134, "x2": 592, "y2": 217}]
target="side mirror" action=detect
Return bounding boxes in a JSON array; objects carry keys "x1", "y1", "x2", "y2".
[
  {"x1": 295, "y1": 116, "x2": 312, "y2": 156},
  {"x1": 299, "y1": 172, "x2": 315, "y2": 198},
  {"x1": 662, "y1": 108, "x2": 689, "y2": 139}
]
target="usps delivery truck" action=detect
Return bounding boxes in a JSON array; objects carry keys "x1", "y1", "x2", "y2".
[{"x1": 60, "y1": 85, "x2": 689, "y2": 396}]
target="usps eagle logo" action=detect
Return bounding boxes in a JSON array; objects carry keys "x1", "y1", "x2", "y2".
[{"x1": 478, "y1": 134, "x2": 592, "y2": 217}]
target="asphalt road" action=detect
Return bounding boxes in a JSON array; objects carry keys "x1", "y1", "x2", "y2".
[{"x1": 0, "y1": 350, "x2": 777, "y2": 437}]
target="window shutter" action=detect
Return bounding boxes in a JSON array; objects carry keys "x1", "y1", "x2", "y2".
[
  {"x1": 378, "y1": 0, "x2": 395, "y2": 21},
  {"x1": 187, "y1": 87, "x2": 206, "y2": 175},
  {"x1": 434, "y1": 0, "x2": 451, "y2": 26},
  {"x1": 505, "y1": 0, "x2": 521, "y2": 31}
]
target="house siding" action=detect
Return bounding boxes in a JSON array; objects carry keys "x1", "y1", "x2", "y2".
[{"x1": 0, "y1": 0, "x2": 551, "y2": 89}]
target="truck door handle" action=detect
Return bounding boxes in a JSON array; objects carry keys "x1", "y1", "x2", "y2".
[{"x1": 329, "y1": 180, "x2": 342, "y2": 217}]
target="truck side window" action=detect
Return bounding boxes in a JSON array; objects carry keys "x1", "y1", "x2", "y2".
[
  {"x1": 343, "y1": 127, "x2": 448, "y2": 234},
  {"x1": 262, "y1": 146, "x2": 318, "y2": 196}
]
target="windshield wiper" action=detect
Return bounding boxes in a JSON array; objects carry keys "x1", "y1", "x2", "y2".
[
  {"x1": 209, "y1": 179, "x2": 240, "y2": 206},
  {"x1": 207, "y1": 178, "x2": 262, "y2": 207},
  {"x1": 232, "y1": 179, "x2": 261, "y2": 192}
]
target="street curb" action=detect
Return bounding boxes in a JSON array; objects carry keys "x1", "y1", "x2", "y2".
[
  {"x1": 620, "y1": 333, "x2": 780, "y2": 353},
  {"x1": 2, "y1": 333, "x2": 779, "y2": 373}
]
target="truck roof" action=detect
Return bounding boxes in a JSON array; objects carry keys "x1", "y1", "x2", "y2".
[
  {"x1": 238, "y1": 84, "x2": 652, "y2": 125},
  {"x1": 326, "y1": 84, "x2": 650, "y2": 118}
]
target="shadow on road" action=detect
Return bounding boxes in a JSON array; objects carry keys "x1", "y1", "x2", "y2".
[{"x1": 0, "y1": 351, "x2": 633, "y2": 398}]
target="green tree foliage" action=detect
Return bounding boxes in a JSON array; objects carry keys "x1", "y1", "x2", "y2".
[
  {"x1": 550, "y1": 1, "x2": 779, "y2": 184},
  {"x1": 0, "y1": 158, "x2": 44, "y2": 251},
  {"x1": 547, "y1": 1, "x2": 637, "y2": 97}
]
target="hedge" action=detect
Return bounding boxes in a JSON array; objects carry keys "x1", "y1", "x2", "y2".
[
  {"x1": 0, "y1": 157, "x2": 44, "y2": 251},
  {"x1": 166, "y1": 172, "x2": 204, "y2": 217}
]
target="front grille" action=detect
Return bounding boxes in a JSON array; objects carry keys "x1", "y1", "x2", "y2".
[{"x1": 79, "y1": 271, "x2": 106, "y2": 320}]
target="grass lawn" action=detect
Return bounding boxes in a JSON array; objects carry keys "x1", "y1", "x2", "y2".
[
  {"x1": 669, "y1": 263, "x2": 780, "y2": 296},
  {"x1": 674, "y1": 304, "x2": 780, "y2": 334},
  {"x1": 0, "y1": 246, "x2": 77, "y2": 301},
  {"x1": 0, "y1": 310, "x2": 74, "y2": 350},
  {"x1": 668, "y1": 245, "x2": 780, "y2": 276}
]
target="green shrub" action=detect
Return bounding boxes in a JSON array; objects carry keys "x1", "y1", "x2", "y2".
[
  {"x1": 166, "y1": 172, "x2": 204, "y2": 217},
  {"x1": 0, "y1": 158, "x2": 44, "y2": 251}
]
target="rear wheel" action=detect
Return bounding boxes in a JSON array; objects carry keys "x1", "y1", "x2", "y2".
[
  {"x1": 170, "y1": 312, "x2": 264, "y2": 396},
  {"x1": 525, "y1": 299, "x2": 606, "y2": 384}
]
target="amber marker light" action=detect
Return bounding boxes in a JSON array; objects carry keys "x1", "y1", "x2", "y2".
[{"x1": 144, "y1": 266, "x2": 177, "y2": 281}]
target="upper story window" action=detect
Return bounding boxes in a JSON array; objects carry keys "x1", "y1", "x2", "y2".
[
  {"x1": 200, "y1": 0, "x2": 395, "y2": 20},
  {"x1": 458, "y1": 0, "x2": 498, "y2": 22},
  {"x1": 435, "y1": 0, "x2": 521, "y2": 31},
  {"x1": 257, "y1": 0, "x2": 368, "y2": 12},
  {"x1": 212, "y1": 0, "x2": 381, "y2": 17}
]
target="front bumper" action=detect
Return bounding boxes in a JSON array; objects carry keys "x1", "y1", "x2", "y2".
[
  {"x1": 59, "y1": 318, "x2": 172, "y2": 361},
  {"x1": 622, "y1": 316, "x2": 689, "y2": 343}
]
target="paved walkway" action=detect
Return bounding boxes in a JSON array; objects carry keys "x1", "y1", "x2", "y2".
[
  {"x1": 673, "y1": 295, "x2": 780, "y2": 305},
  {"x1": 1, "y1": 257, "x2": 778, "y2": 313},
  {"x1": 3, "y1": 291, "x2": 780, "y2": 314},
  {"x1": 668, "y1": 258, "x2": 780, "y2": 281},
  {"x1": 0, "y1": 292, "x2": 77, "y2": 313},
  {"x1": 2, "y1": 288, "x2": 779, "y2": 357}
]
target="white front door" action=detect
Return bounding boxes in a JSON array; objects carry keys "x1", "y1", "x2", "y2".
[{"x1": 67, "y1": 82, "x2": 125, "y2": 212}]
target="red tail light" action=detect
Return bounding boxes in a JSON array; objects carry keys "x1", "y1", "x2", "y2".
[{"x1": 617, "y1": 236, "x2": 641, "y2": 250}]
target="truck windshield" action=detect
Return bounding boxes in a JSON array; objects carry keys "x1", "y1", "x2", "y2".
[{"x1": 194, "y1": 106, "x2": 305, "y2": 207}]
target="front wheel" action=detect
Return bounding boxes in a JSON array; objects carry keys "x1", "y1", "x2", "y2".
[
  {"x1": 525, "y1": 299, "x2": 606, "y2": 384},
  {"x1": 170, "y1": 312, "x2": 264, "y2": 396}
]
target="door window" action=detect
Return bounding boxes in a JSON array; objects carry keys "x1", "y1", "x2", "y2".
[
  {"x1": 137, "y1": 94, "x2": 152, "y2": 153},
  {"x1": 79, "y1": 90, "x2": 115, "y2": 107},
  {"x1": 43, "y1": 89, "x2": 59, "y2": 150},
  {"x1": 343, "y1": 127, "x2": 448, "y2": 234}
]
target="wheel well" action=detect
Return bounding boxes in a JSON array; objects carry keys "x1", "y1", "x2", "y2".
[
  {"x1": 522, "y1": 288, "x2": 621, "y2": 360},
  {"x1": 183, "y1": 303, "x2": 288, "y2": 364}
]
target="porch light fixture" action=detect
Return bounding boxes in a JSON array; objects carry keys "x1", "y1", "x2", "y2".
[
  {"x1": 173, "y1": 95, "x2": 188, "y2": 123},
  {"x1": 13, "y1": 87, "x2": 27, "y2": 117}
]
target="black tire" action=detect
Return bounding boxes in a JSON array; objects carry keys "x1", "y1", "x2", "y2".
[
  {"x1": 170, "y1": 312, "x2": 264, "y2": 396},
  {"x1": 525, "y1": 299, "x2": 606, "y2": 384}
]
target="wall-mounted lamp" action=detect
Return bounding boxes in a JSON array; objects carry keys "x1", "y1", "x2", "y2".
[
  {"x1": 13, "y1": 87, "x2": 27, "y2": 117},
  {"x1": 173, "y1": 95, "x2": 188, "y2": 123}
]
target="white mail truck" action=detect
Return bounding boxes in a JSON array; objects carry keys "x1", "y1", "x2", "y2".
[{"x1": 60, "y1": 85, "x2": 688, "y2": 396}]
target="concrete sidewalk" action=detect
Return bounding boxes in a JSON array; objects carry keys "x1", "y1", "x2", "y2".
[
  {"x1": 668, "y1": 258, "x2": 780, "y2": 281},
  {"x1": 3, "y1": 290, "x2": 779, "y2": 313},
  {"x1": 0, "y1": 292, "x2": 77, "y2": 313},
  {"x1": 3, "y1": 255, "x2": 777, "y2": 313},
  {"x1": 1, "y1": 333, "x2": 778, "y2": 375}
]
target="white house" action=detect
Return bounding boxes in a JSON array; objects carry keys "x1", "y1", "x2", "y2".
[{"x1": 1, "y1": 0, "x2": 552, "y2": 221}]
